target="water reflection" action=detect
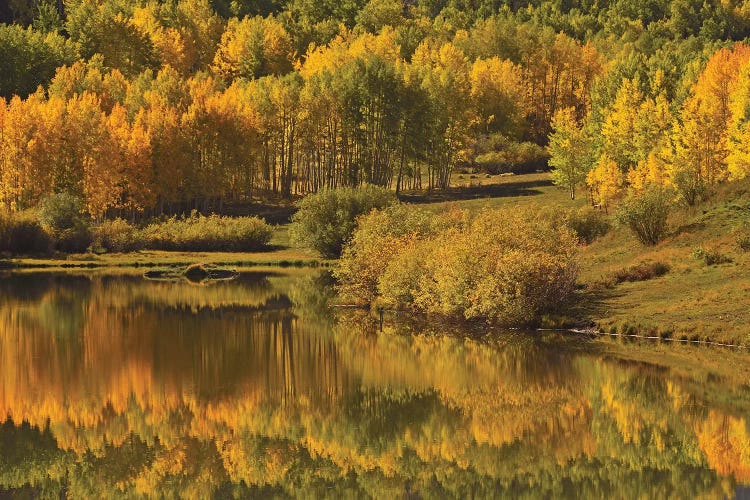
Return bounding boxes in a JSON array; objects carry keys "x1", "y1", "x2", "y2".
[{"x1": 0, "y1": 271, "x2": 748, "y2": 498}]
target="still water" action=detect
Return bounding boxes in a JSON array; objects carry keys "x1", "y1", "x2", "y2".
[{"x1": 0, "y1": 269, "x2": 749, "y2": 498}]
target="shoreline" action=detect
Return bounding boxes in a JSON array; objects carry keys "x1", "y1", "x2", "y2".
[{"x1": 0, "y1": 249, "x2": 326, "y2": 270}]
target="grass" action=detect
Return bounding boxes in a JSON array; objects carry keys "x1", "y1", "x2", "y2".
[
  {"x1": 576, "y1": 179, "x2": 750, "y2": 345},
  {"x1": 402, "y1": 172, "x2": 579, "y2": 211},
  {"x1": 0, "y1": 249, "x2": 324, "y2": 269},
  {"x1": 1, "y1": 225, "x2": 324, "y2": 269},
  {"x1": 407, "y1": 172, "x2": 750, "y2": 345}
]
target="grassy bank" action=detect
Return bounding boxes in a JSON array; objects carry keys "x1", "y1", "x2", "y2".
[
  {"x1": 1, "y1": 225, "x2": 324, "y2": 269},
  {"x1": 433, "y1": 173, "x2": 750, "y2": 345},
  {"x1": 577, "y1": 182, "x2": 750, "y2": 346}
]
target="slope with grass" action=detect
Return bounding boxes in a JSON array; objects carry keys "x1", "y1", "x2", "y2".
[
  {"x1": 578, "y1": 181, "x2": 750, "y2": 345},
  {"x1": 430, "y1": 173, "x2": 750, "y2": 345}
]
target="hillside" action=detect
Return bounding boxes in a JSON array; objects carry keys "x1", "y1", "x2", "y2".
[
  {"x1": 579, "y1": 179, "x2": 750, "y2": 345},
  {"x1": 412, "y1": 172, "x2": 750, "y2": 345}
]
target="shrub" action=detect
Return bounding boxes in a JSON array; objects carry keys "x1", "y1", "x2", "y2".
[
  {"x1": 38, "y1": 192, "x2": 92, "y2": 252},
  {"x1": 0, "y1": 211, "x2": 52, "y2": 254},
  {"x1": 692, "y1": 246, "x2": 732, "y2": 265},
  {"x1": 289, "y1": 185, "x2": 398, "y2": 258},
  {"x1": 611, "y1": 261, "x2": 670, "y2": 284},
  {"x1": 616, "y1": 187, "x2": 671, "y2": 245},
  {"x1": 38, "y1": 192, "x2": 87, "y2": 232},
  {"x1": 92, "y1": 219, "x2": 141, "y2": 253},
  {"x1": 671, "y1": 167, "x2": 709, "y2": 206},
  {"x1": 140, "y1": 214, "x2": 272, "y2": 251},
  {"x1": 472, "y1": 135, "x2": 549, "y2": 175},
  {"x1": 336, "y1": 206, "x2": 579, "y2": 326},
  {"x1": 335, "y1": 204, "x2": 456, "y2": 302},
  {"x1": 735, "y1": 227, "x2": 750, "y2": 251},
  {"x1": 564, "y1": 207, "x2": 610, "y2": 244}
]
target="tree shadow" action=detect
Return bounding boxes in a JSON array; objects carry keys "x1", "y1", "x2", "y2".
[
  {"x1": 671, "y1": 221, "x2": 706, "y2": 237},
  {"x1": 567, "y1": 284, "x2": 624, "y2": 326},
  {"x1": 399, "y1": 179, "x2": 553, "y2": 204},
  {"x1": 221, "y1": 202, "x2": 298, "y2": 224}
]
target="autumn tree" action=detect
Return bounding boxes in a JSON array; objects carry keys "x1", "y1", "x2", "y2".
[
  {"x1": 669, "y1": 43, "x2": 750, "y2": 203},
  {"x1": 727, "y1": 61, "x2": 750, "y2": 179},
  {"x1": 469, "y1": 57, "x2": 526, "y2": 138},
  {"x1": 64, "y1": 0, "x2": 159, "y2": 78},
  {"x1": 586, "y1": 154, "x2": 623, "y2": 211},
  {"x1": 212, "y1": 16, "x2": 295, "y2": 82},
  {"x1": 548, "y1": 107, "x2": 591, "y2": 200},
  {"x1": 411, "y1": 42, "x2": 476, "y2": 189}
]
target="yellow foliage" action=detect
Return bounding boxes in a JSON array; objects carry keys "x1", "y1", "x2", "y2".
[
  {"x1": 627, "y1": 152, "x2": 669, "y2": 193},
  {"x1": 470, "y1": 57, "x2": 525, "y2": 135},
  {"x1": 673, "y1": 43, "x2": 750, "y2": 188},
  {"x1": 300, "y1": 28, "x2": 401, "y2": 78},
  {"x1": 212, "y1": 16, "x2": 295, "y2": 81},
  {"x1": 587, "y1": 154, "x2": 624, "y2": 209},
  {"x1": 696, "y1": 411, "x2": 750, "y2": 482},
  {"x1": 131, "y1": 5, "x2": 192, "y2": 74}
]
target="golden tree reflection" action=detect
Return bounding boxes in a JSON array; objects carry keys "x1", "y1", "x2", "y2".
[{"x1": 0, "y1": 271, "x2": 747, "y2": 498}]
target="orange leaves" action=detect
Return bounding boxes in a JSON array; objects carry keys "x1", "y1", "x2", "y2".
[
  {"x1": 108, "y1": 104, "x2": 155, "y2": 211},
  {"x1": 694, "y1": 43, "x2": 750, "y2": 124},
  {"x1": 66, "y1": 92, "x2": 120, "y2": 217},
  {"x1": 2, "y1": 65, "x2": 270, "y2": 215},
  {"x1": 0, "y1": 93, "x2": 64, "y2": 209},
  {"x1": 673, "y1": 42, "x2": 750, "y2": 188}
]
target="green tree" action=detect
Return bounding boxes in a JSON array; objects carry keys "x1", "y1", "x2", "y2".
[
  {"x1": 289, "y1": 185, "x2": 397, "y2": 258},
  {"x1": 0, "y1": 24, "x2": 77, "y2": 99}
]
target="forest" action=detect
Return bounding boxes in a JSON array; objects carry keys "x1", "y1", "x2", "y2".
[{"x1": 2, "y1": 0, "x2": 750, "y2": 219}]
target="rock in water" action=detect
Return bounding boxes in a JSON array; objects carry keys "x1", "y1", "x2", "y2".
[{"x1": 183, "y1": 263, "x2": 239, "y2": 283}]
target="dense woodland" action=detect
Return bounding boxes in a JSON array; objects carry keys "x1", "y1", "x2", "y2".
[{"x1": 2, "y1": 0, "x2": 750, "y2": 217}]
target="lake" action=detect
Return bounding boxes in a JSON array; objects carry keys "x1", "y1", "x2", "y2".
[{"x1": 0, "y1": 269, "x2": 749, "y2": 498}]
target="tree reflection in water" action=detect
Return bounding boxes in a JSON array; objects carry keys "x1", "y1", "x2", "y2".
[{"x1": 0, "y1": 270, "x2": 747, "y2": 498}]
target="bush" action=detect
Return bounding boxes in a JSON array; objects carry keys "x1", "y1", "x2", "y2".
[
  {"x1": 735, "y1": 226, "x2": 750, "y2": 251},
  {"x1": 139, "y1": 213, "x2": 272, "y2": 251},
  {"x1": 0, "y1": 211, "x2": 52, "y2": 254},
  {"x1": 335, "y1": 204, "x2": 459, "y2": 302},
  {"x1": 564, "y1": 207, "x2": 610, "y2": 244},
  {"x1": 38, "y1": 192, "x2": 87, "y2": 232},
  {"x1": 92, "y1": 219, "x2": 141, "y2": 253},
  {"x1": 336, "y1": 206, "x2": 579, "y2": 326},
  {"x1": 474, "y1": 141, "x2": 548, "y2": 175},
  {"x1": 611, "y1": 261, "x2": 670, "y2": 284},
  {"x1": 616, "y1": 187, "x2": 671, "y2": 245},
  {"x1": 671, "y1": 167, "x2": 709, "y2": 206},
  {"x1": 38, "y1": 193, "x2": 92, "y2": 252},
  {"x1": 692, "y1": 246, "x2": 732, "y2": 265},
  {"x1": 289, "y1": 185, "x2": 398, "y2": 258}
]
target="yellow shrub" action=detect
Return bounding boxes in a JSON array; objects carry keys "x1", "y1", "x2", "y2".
[{"x1": 337, "y1": 205, "x2": 580, "y2": 326}]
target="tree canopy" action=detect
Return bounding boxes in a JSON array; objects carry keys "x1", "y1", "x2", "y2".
[{"x1": 1, "y1": 0, "x2": 750, "y2": 215}]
